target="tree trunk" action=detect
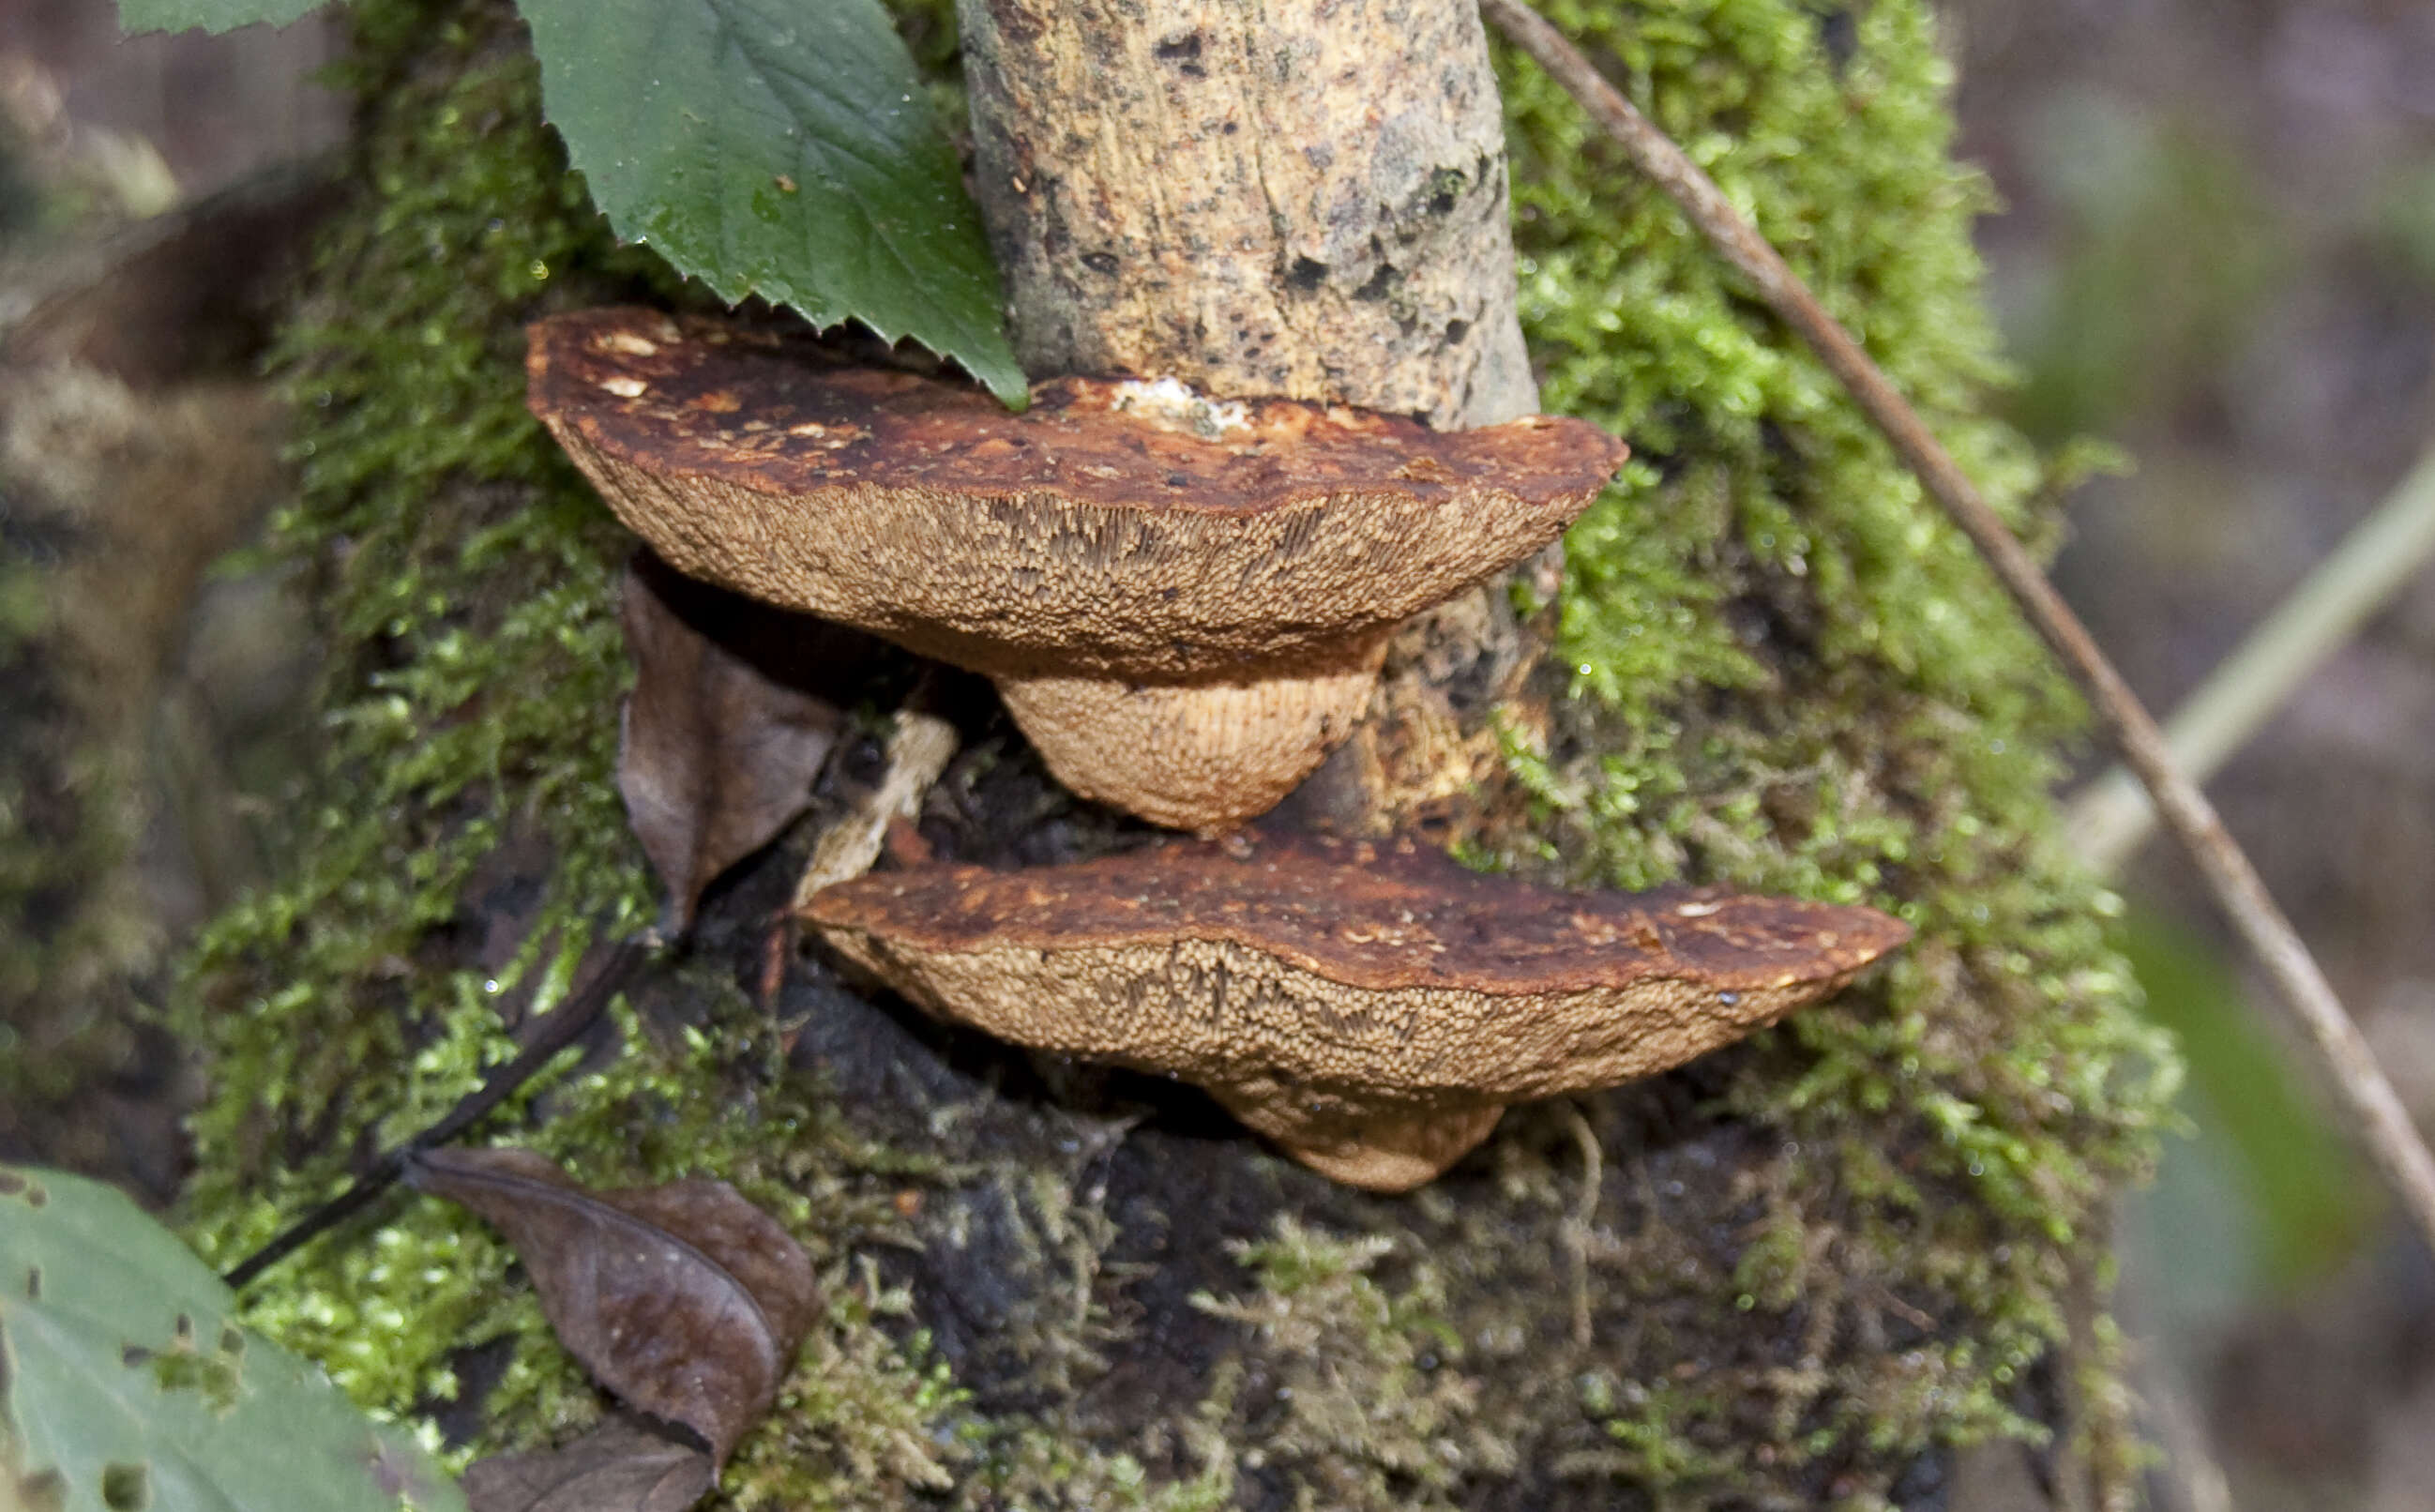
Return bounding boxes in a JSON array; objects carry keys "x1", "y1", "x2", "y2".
[
  {"x1": 960, "y1": 0, "x2": 1535, "y2": 429},
  {"x1": 959, "y1": 0, "x2": 1561, "y2": 839}
]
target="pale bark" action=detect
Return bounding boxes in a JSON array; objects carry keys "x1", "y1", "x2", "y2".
[{"x1": 959, "y1": 0, "x2": 1537, "y2": 429}]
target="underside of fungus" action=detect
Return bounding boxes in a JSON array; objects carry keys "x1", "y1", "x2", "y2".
[
  {"x1": 799, "y1": 834, "x2": 1913, "y2": 1189},
  {"x1": 526, "y1": 308, "x2": 1628, "y2": 831}
]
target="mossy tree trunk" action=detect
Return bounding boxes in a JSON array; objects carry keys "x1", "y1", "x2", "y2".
[{"x1": 170, "y1": 3, "x2": 2176, "y2": 1509}]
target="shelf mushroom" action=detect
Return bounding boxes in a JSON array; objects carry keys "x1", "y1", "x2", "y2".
[
  {"x1": 527, "y1": 308, "x2": 1627, "y2": 832},
  {"x1": 799, "y1": 833, "x2": 1911, "y2": 1190}
]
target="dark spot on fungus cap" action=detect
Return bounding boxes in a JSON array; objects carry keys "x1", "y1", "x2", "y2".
[{"x1": 800, "y1": 833, "x2": 1911, "y2": 1188}]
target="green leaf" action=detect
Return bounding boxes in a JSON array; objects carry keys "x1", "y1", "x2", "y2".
[
  {"x1": 2119, "y1": 911, "x2": 2374, "y2": 1287},
  {"x1": 518, "y1": 0, "x2": 1026, "y2": 405},
  {"x1": 0, "y1": 1166, "x2": 465, "y2": 1512},
  {"x1": 114, "y1": 0, "x2": 334, "y2": 35}
]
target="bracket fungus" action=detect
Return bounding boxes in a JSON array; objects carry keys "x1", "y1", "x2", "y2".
[
  {"x1": 800, "y1": 834, "x2": 1912, "y2": 1190},
  {"x1": 527, "y1": 308, "x2": 1627, "y2": 831}
]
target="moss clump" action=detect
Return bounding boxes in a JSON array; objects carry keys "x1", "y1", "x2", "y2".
[
  {"x1": 1485, "y1": 1, "x2": 2177, "y2": 1500},
  {"x1": 176, "y1": 1, "x2": 2176, "y2": 1508},
  {"x1": 1192, "y1": 1217, "x2": 1505, "y2": 1511},
  {"x1": 181, "y1": 0, "x2": 650, "y2": 1286}
]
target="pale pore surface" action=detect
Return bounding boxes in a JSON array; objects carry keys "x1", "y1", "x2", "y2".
[
  {"x1": 813, "y1": 930, "x2": 1868, "y2": 1187},
  {"x1": 803, "y1": 837, "x2": 1908, "y2": 1184},
  {"x1": 529, "y1": 305, "x2": 1617, "y2": 828},
  {"x1": 1216, "y1": 1099, "x2": 1506, "y2": 1191},
  {"x1": 551, "y1": 395, "x2": 1565, "y2": 824},
  {"x1": 995, "y1": 638, "x2": 1387, "y2": 832},
  {"x1": 815, "y1": 933, "x2": 1853, "y2": 1104}
]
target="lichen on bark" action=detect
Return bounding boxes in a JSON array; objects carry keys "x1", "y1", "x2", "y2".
[
  {"x1": 959, "y1": 0, "x2": 1536, "y2": 429},
  {"x1": 171, "y1": 1, "x2": 2176, "y2": 1508}
]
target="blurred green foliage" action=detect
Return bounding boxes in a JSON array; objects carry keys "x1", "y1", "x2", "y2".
[
  {"x1": 1999, "y1": 97, "x2": 2287, "y2": 446},
  {"x1": 2117, "y1": 907, "x2": 2372, "y2": 1291}
]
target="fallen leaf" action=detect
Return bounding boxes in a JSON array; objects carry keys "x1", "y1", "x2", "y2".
[
  {"x1": 462, "y1": 1415, "x2": 713, "y2": 1512},
  {"x1": 405, "y1": 1147, "x2": 819, "y2": 1466},
  {"x1": 618, "y1": 552, "x2": 877, "y2": 928}
]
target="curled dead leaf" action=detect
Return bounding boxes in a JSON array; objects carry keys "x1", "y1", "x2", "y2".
[
  {"x1": 618, "y1": 552, "x2": 880, "y2": 928},
  {"x1": 406, "y1": 1147, "x2": 818, "y2": 1466},
  {"x1": 462, "y1": 1415, "x2": 714, "y2": 1512}
]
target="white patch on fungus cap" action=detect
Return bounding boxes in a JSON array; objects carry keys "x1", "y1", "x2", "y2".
[{"x1": 1107, "y1": 375, "x2": 1252, "y2": 440}]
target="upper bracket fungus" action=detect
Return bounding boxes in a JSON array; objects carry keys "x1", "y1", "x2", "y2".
[
  {"x1": 527, "y1": 308, "x2": 1627, "y2": 832},
  {"x1": 800, "y1": 833, "x2": 1912, "y2": 1190}
]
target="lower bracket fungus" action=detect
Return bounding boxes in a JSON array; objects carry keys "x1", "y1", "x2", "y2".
[
  {"x1": 526, "y1": 308, "x2": 1626, "y2": 832},
  {"x1": 799, "y1": 834, "x2": 1911, "y2": 1190}
]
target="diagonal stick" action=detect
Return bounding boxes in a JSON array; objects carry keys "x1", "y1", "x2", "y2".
[
  {"x1": 221, "y1": 937, "x2": 651, "y2": 1291},
  {"x1": 1479, "y1": 0, "x2": 2435, "y2": 1257}
]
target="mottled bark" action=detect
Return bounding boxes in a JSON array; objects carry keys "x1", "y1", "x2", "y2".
[{"x1": 959, "y1": 0, "x2": 1537, "y2": 428}]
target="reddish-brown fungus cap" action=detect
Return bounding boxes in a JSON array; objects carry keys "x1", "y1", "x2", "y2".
[
  {"x1": 526, "y1": 308, "x2": 1627, "y2": 682},
  {"x1": 800, "y1": 834, "x2": 1911, "y2": 1187}
]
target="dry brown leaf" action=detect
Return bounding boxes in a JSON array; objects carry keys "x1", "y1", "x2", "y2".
[
  {"x1": 461, "y1": 1416, "x2": 714, "y2": 1512},
  {"x1": 407, "y1": 1147, "x2": 819, "y2": 1466},
  {"x1": 617, "y1": 553, "x2": 872, "y2": 928}
]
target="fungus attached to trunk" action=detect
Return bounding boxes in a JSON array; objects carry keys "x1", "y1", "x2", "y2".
[
  {"x1": 798, "y1": 834, "x2": 1911, "y2": 1190},
  {"x1": 526, "y1": 308, "x2": 1626, "y2": 832}
]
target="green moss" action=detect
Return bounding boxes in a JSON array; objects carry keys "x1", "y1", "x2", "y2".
[
  {"x1": 174, "y1": 1, "x2": 2176, "y2": 1508},
  {"x1": 1577, "y1": 1373, "x2": 1745, "y2": 1503},
  {"x1": 180, "y1": 2, "x2": 647, "y2": 1275},
  {"x1": 1191, "y1": 1217, "x2": 1503, "y2": 1512},
  {"x1": 1488, "y1": 0, "x2": 2178, "y2": 1500}
]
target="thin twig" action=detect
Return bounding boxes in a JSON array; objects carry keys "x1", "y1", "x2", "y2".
[
  {"x1": 1559, "y1": 1098, "x2": 1604, "y2": 1349},
  {"x1": 222, "y1": 936, "x2": 651, "y2": 1291},
  {"x1": 2068, "y1": 438, "x2": 2435, "y2": 870},
  {"x1": 1480, "y1": 0, "x2": 2435, "y2": 1259}
]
